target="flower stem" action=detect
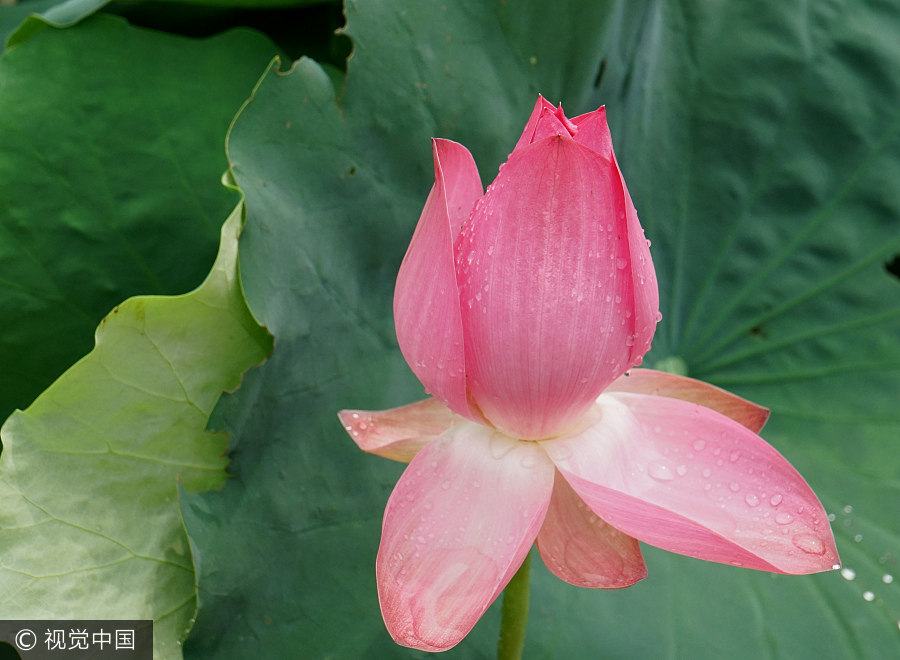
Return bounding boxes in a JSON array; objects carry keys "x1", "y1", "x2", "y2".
[{"x1": 497, "y1": 549, "x2": 532, "y2": 660}]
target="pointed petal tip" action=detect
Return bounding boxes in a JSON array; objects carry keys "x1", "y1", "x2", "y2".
[
  {"x1": 606, "y1": 369, "x2": 771, "y2": 433},
  {"x1": 337, "y1": 399, "x2": 457, "y2": 462}
]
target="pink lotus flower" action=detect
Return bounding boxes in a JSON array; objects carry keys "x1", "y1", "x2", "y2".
[{"x1": 339, "y1": 97, "x2": 839, "y2": 652}]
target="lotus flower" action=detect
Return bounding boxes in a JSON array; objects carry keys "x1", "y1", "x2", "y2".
[{"x1": 338, "y1": 96, "x2": 839, "y2": 652}]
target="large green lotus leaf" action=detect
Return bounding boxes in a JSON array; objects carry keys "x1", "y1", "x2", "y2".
[
  {"x1": 0, "y1": 14, "x2": 277, "y2": 420},
  {"x1": 0, "y1": 204, "x2": 272, "y2": 659},
  {"x1": 182, "y1": 0, "x2": 900, "y2": 658}
]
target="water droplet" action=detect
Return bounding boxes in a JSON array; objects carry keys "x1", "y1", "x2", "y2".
[
  {"x1": 606, "y1": 223, "x2": 614, "y2": 232},
  {"x1": 351, "y1": 413, "x2": 360, "y2": 419},
  {"x1": 769, "y1": 493, "x2": 783, "y2": 507},
  {"x1": 745, "y1": 493, "x2": 760, "y2": 507},
  {"x1": 729, "y1": 451, "x2": 741, "y2": 463},
  {"x1": 843, "y1": 504, "x2": 853, "y2": 514},
  {"x1": 775, "y1": 512, "x2": 794, "y2": 525},
  {"x1": 702, "y1": 468, "x2": 712, "y2": 478},
  {"x1": 828, "y1": 513, "x2": 836, "y2": 521},
  {"x1": 854, "y1": 534, "x2": 863, "y2": 543},
  {"x1": 440, "y1": 480, "x2": 451, "y2": 490},
  {"x1": 625, "y1": 335, "x2": 635, "y2": 347},
  {"x1": 488, "y1": 435, "x2": 517, "y2": 459},
  {"x1": 863, "y1": 591, "x2": 875, "y2": 602},
  {"x1": 358, "y1": 421, "x2": 368, "y2": 430},
  {"x1": 841, "y1": 567, "x2": 856, "y2": 581},
  {"x1": 676, "y1": 464, "x2": 688, "y2": 477},
  {"x1": 729, "y1": 482, "x2": 741, "y2": 493},
  {"x1": 655, "y1": 311, "x2": 663, "y2": 322},
  {"x1": 616, "y1": 257, "x2": 627, "y2": 269},
  {"x1": 615, "y1": 295, "x2": 622, "y2": 304},
  {"x1": 648, "y1": 461, "x2": 675, "y2": 481},
  {"x1": 692, "y1": 439, "x2": 707, "y2": 451},
  {"x1": 487, "y1": 245, "x2": 494, "y2": 256},
  {"x1": 883, "y1": 574, "x2": 894, "y2": 584},
  {"x1": 791, "y1": 533, "x2": 826, "y2": 555},
  {"x1": 520, "y1": 453, "x2": 538, "y2": 469}
]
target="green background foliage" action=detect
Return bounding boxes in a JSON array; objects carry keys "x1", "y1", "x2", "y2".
[
  {"x1": 1, "y1": 0, "x2": 898, "y2": 658},
  {"x1": 0, "y1": 13, "x2": 278, "y2": 419}
]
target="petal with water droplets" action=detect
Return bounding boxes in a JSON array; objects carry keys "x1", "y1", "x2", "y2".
[
  {"x1": 457, "y1": 134, "x2": 651, "y2": 439},
  {"x1": 377, "y1": 423, "x2": 554, "y2": 651},
  {"x1": 542, "y1": 393, "x2": 839, "y2": 574},
  {"x1": 606, "y1": 368, "x2": 770, "y2": 432},
  {"x1": 337, "y1": 398, "x2": 460, "y2": 462},
  {"x1": 394, "y1": 139, "x2": 482, "y2": 419},
  {"x1": 570, "y1": 107, "x2": 659, "y2": 365},
  {"x1": 536, "y1": 470, "x2": 646, "y2": 588}
]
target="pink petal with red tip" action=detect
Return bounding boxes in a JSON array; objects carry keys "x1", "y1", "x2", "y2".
[
  {"x1": 606, "y1": 369, "x2": 770, "y2": 432},
  {"x1": 543, "y1": 393, "x2": 839, "y2": 574},
  {"x1": 536, "y1": 470, "x2": 647, "y2": 588},
  {"x1": 377, "y1": 424, "x2": 554, "y2": 651},
  {"x1": 338, "y1": 398, "x2": 460, "y2": 463},
  {"x1": 394, "y1": 139, "x2": 482, "y2": 419},
  {"x1": 457, "y1": 135, "x2": 645, "y2": 439}
]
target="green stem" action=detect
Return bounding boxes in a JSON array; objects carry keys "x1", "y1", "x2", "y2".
[{"x1": 497, "y1": 549, "x2": 532, "y2": 660}]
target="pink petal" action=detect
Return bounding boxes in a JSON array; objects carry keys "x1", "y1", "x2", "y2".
[
  {"x1": 542, "y1": 394, "x2": 839, "y2": 574},
  {"x1": 572, "y1": 107, "x2": 661, "y2": 365},
  {"x1": 394, "y1": 139, "x2": 482, "y2": 419},
  {"x1": 570, "y1": 106, "x2": 613, "y2": 158},
  {"x1": 606, "y1": 368, "x2": 770, "y2": 432},
  {"x1": 338, "y1": 398, "x2": 460, "y2": 462},
  {"x1": 618, "y1": 159, "x2": 659, "y2": 366},
  {"x1": 456, "y1": 134, "x2": 647, "y2": 439},
  {"x1": 377, "y1": 424, "x2": 554, "y2": 651},
  {"x1": 536, "y1": 470, "x2": 647, "y2": 588},
  {"x1": 528, "y1": 105, "x2": 578, "y2": 144},
  {"x1": 512, "y1": 95, "x2": 559, "y2": 151}
]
